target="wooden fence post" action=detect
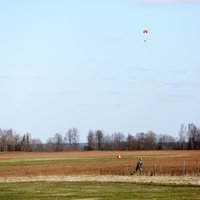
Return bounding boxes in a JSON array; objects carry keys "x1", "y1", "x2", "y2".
[
  {"x1": 160, "y1": 163, "x2": 162, "y2": 176},
  {"x1": 154, "y1": 163, "x2": 157, "y2": 176},
  {"x1": 183, "y1": 160, "x2": 186, "y2": 176},
  {"x1": 170, "y1": 163, "x2": 172, "y2": 176}
]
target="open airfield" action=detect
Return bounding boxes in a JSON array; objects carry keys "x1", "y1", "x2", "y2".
[{"x1": 0, "y1": 151, "x2": 200, "y2": 199}]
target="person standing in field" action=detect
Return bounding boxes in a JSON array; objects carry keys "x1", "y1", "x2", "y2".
[{"x1": 136, "y1": 158, "x2": 143, "y2": 175}]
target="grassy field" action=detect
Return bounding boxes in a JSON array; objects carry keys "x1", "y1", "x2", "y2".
[
  {"x1": 0, "y1": 181, "x2": 200, "y2": 200},
  {"x1": 0, "y1": 157, "x2": 116, "y2": 167},
  {"x1": 0, "y1": 151, "x2": 199, "y2": 199},
  {"x1": 0, "y1": 151, "x2": 199, "y2": 176}
]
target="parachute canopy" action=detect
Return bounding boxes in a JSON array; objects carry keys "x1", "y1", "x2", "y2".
[{"x1": 143, "y1": 29, "x2": 148, "y2": 34}]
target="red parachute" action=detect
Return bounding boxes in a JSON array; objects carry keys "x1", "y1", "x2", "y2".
[
  {"x1": 143, "y1": 29, "x2": 148, "y2": 34},
  {"x1": 143, "y1": 29, "x2": 148, "y2": 43}
]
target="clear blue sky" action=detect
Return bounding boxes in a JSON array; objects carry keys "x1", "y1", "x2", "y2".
[{"x1": 0, "y1": 0, "x2": 200, "y2": 142}]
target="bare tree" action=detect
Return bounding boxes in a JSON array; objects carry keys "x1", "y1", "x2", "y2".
[
  {"x1": 157, "y1": 134, "x2": 176, "y2": 150},
  {"x1": 20, "y1": 133, "x2": 30, "y2": 152},
  {"x1": 87, "y1": 130, "x2": 95, "y2": 150},
  {"x1": 126, "y1": 133, "x2": 135, "y2": 150},
  {"x1": 14, "y1": 133, "x2": 22, "y2": 151},
  {"x1": 4, "y1": 129, "x2": 15, "y2": 151},
  {"x1": 46, "y1": 137, "x2": 54, "y2": 151},
  {"x1": 95, "y1": 130, "x2": 104, "y2": 150},
  {"x1": 135, "y1": 132, "x2": 146, "y2": 150},
  {"x1": 5, "y1": 130, "x2": 19, "y2": 151},
  {"x1": 64, "y1": 128, "x2": 79, "y2": 150},
  {"x1": 103, "y1": 134, "x2": 113, "y2": 150},
  {"x1": 53, "y1": 133, "x2": 64, "y2": 151},
  {"x1": 187, "y1": 123, "x2": 200, "y2": 150},
  {"x1": 179, "y1": 124, "x2": 187, "y2": 150},
  {"x1": 0, "y1": 129, "x2": 5, "y2": 151},
  {"x1": 145, "y1": 131, "x2": 157, "y2": 150},
  {"x1": 71, "y1": 128, "x2": 79, "y2": 146},
  {"x1": 113, "y1": 132, "x2": 125, "y2": 150},
  {"x1": 29, "y1": 138, "x2": 43, "y2": 152}
]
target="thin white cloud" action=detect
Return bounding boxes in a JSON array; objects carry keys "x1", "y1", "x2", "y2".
[{"x1": 134, "y1": 0, "x2": 200, "y2": 4}]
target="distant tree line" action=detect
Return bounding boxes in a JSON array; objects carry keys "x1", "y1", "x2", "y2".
[
  {"x1": 85, "y1": 123, "x2": 200, "y2": 151},
  {"x1": 0, "y1": 128, "x2": 79, "y2": 152},
  {"x1": 0, "y1": 123, "x2": 199, "y2": 152}
]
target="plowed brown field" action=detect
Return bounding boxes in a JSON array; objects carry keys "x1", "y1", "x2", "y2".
[{"x1": 0, "y1": 151, "x2": 199, "y2": 177}]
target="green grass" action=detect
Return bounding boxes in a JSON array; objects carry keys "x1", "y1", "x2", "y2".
[
  {"x1": 0, "y1": 158, "x2": 117, "y2": 168},
  {"x1": 0, "y1": 181, "x2": 199, "y2": 200},
  {"x1": 0, "y1": 157, "x2": 137, "y2": 168}
]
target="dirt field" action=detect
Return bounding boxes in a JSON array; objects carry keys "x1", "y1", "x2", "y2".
[{"x1": 0, "y1": 151, "x2": 199, "y2": 178}]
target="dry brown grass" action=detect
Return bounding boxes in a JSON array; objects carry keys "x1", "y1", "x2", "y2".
[
  {"x1": 0, "y1": 175, "x2": 199, "y2": 186},
  {"x1": 0, "y1": 151, "x2": 199, "y2": 177}
]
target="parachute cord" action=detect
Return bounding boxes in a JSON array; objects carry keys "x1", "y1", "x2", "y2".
[{"x1": 144, "y1": 35, "x2": 148, "y2": 70}]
